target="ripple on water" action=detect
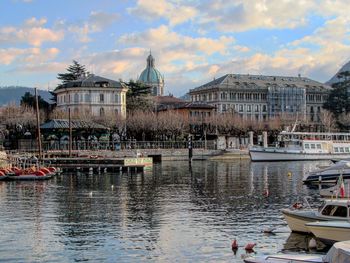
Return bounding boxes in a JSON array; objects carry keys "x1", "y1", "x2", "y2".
[{"x1": 0, "y1": 160, "x2": 328, "y2": 262}]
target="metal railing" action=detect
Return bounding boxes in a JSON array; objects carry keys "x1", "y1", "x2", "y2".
[{"x1": 41, "y1": 140, "x2": 217, "y2": 151}]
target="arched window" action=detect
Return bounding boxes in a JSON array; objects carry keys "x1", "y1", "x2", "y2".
[
  {"x1": 74, "y1": 93, "x2": 79, "y2": 103},
  {"x1": 100, "y1": 107, "x2": 105, "y2": 116}
]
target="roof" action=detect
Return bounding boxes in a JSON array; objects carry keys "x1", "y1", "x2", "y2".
[
  {"x1": 54, "y1": 74, "x2": 124, "y2": 91},
  {"x1": 190, "y1": 73, "x2": 331, "y2": 93},
  {"x1": 154, "y1": 95, "x2": 185, "y2": 105},
  {"x1": 138, "y1": 54, "x2": 164, "y2": 84},
  {"x1": 40, "y1": 119, "x2": 108, "y2": 130},
  {"x1": 157, "y1": 102, "x2": 215, "y2": 112}
]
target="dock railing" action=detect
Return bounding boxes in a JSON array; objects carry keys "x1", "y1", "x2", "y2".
[{"x1": 31, "y1": 140, "x2": 217, "y2": 152}]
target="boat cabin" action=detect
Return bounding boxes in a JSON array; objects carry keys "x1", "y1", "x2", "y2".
[
  {"x1": 277, "y1": 132, "x2": 350, "y2": 154},
  {"x1": 318, "y1": 200, "x2": 350, "y2": 219}
]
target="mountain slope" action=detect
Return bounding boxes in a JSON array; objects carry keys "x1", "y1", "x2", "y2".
[
  {"x1": 0, "y1": 87, "x2": 52, "y2": 106},
  {"x1": 326, "y1": 60, "x2": 350, "y2": 85}
]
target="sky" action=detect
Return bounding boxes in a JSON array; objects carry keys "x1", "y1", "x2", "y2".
[{"x1": 0, "y1": 0, "x2": 350, "y2": 96}]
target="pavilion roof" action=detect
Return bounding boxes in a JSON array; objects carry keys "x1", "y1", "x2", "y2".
[{"x1": 40, "y1": 119, "x2": 108, "y2": 130}]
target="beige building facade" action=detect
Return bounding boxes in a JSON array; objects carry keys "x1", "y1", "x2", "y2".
[
  {"x1": 54, "y1": 75, "x2": 128, "y2": 118},
  {"x1": 189, "y1": 74, "x2": 331, "y2": 123}
]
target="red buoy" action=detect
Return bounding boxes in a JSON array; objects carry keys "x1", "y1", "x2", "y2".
[
  {"x1": 231, "y1": 239, "x2": 238, "y2": 250},
  {"x1": 245, "y1": 242, "x2": 256, "y2": 250}
]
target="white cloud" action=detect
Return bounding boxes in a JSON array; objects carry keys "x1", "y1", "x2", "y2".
[
  {"x1": 128, "y1": 0, "x2": 197, "y2": 26},
  {"x1": 0, "y1": 17, "x2": 63, "y2": 46},
  {"x1": 0, "y1": 47, "x2": 60, "y2": 65}
]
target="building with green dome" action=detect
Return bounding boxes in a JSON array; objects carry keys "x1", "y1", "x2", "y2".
[{"x1": 138, "y1": 53, "x2": 164, "y2": 96}]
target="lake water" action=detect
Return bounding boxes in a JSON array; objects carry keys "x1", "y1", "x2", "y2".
[{"x1": 0, "y1": 159, "x2": 332, "y2": 262}]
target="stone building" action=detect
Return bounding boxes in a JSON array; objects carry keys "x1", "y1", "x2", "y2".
[
  {"x1": 138, "y1": 53, "x2": 164, "y2": 96},
  {"x1": 189, "y1": 74, "x2": 331, "y2": 123},
  {"x1": 54, "y1": 74, "x2": 128, "y2": 118}
]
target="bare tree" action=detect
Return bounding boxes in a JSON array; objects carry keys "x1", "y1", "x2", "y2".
[{"x1": 319, "y1": 110, "x2": 337, "y2": 132}]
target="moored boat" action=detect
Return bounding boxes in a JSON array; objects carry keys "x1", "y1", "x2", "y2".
[
  {"x1": 282, "y1": 199, "x2": 350, "y2": 233},
  {"x1": 304, "y1": 161, "x2": 350, "y2": 184},
  {"x1": 244, "y1": 241, "x2": 350, "y2": 263},
  {"x1": 7, "y1": 166, "x2": 57, "y2": 180},
  {"x1": 249, "y1": 132, "x2": 350, "y2": 161},
  {"x1": 306, "y1": 221, "x2": 350, "y2": 245},
  {"x1": 320, "y1": 180, "x2": 350, "y2": 198}
]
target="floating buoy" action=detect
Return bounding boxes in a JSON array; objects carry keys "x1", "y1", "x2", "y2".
[
  {"x1": 245, "y1": 242, "x2": 256, "y2": 251},
  {"x1": 231, "y1": 239, "x2": 238, "y2": 250},
  {"x1": 309, "y1": 238, "x2": 317, "y2": 249}
]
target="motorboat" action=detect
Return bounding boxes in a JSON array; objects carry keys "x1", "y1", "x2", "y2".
[
  {"x1": 303, "y1": 161, "x2": 350, "y2": 184},
  {"x1": 320, "y1": 180, "x2": 350, "y2": 198},
  {"x1": 306, "y1": 221, "x2": 350, "y2": 245},
  {"x1": 8, "y1": 173, "x2": 53, "y2": 181},
  {"x1": 244, "y1": 240, "x2": 350, "y2": 263},
  {"x1": 7, "y1": 166, "x2": 57, "y2": 181},
  {"x1": 249, "y1": 131, "x2": 350, "y2": 161},
  {"x1": 244, "y1": 254, "x2": 324, "y2": 263},
  {"x1": 282, "y1": 199, "x2": 350, "y2": 233}
]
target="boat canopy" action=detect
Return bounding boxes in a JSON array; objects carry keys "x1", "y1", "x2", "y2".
[{"x1": 279, "y1": 131, "x2": 350, "y2": 142}]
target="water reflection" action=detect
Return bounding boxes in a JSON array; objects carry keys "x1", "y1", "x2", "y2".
[{"x1": 0, "y1": 160, "x2": 331, "y2": 262}]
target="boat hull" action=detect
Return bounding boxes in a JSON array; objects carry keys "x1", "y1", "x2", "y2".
[
  {"x1": 282, "y1": 209, "x2": 322, "y2": 233},
  {"x1": 249, "y1": 149, "x2": 350, "y2": 162},
  {"x1": 306, "y1": 222, "x2": 350, "y2": 245},
  {"x1": 8, "y1": 174, "x2": 53, "y2": 180}
]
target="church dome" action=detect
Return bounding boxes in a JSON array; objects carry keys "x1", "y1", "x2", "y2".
[{"x1": 139, "y1": 53, "x2": 164, "y2": 84}]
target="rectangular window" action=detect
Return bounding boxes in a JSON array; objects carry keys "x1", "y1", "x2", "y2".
[
  {"x1": 316, "y1": 144, "x2": 322, "y2": 150},
  {"x1": 100, "y1": 94, "x2": 104, "y2": 102},
  {"x1": 115, "y1": 94, "x2": 119, "y2": 103},
  {"x1": 334, "y1": 147, "x2": 339, "y2": 153},
  {"x1": 304, "y1": 144, "x2": 310, "y2": 149},
  {"x1": 239, "y1": 105, "x2": 243, "y2": 112},
  {"x1": 340, "y1": 147, "x2": 345, "y2": 153},
  {"x1": 310, "y1": 144, "x2": 316, "y2": 149},
  {"x1": 247, "y1": 105, "x2": 251, "y2": 112},
  {"x1": 345, "y1": 148, "x2": 350, "y2": 153}
]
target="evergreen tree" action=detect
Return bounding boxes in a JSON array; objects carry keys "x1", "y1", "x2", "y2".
[
  {"x1": 20, "y1": 91, "x2": 50, "y2": 110},
  {"x1": 123, "y1": 80, "x2": 154, "y2": 112},
  {"x1": 323, "y1": 71, "x2": 350, "y2": 117},
  {"x1": 57, "y1": 60, "x2": 88, "y2": 84}
]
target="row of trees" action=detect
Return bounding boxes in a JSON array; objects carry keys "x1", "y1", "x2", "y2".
[{"x1": 3, "y1": 61, "x2": 349, "y2": 144}]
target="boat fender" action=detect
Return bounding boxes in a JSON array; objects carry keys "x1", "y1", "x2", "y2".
[{"x1": 0, "y1": 171, "x2": 5, "y2": 176}]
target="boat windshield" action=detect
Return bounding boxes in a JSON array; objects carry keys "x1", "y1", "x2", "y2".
[
  {"x1": 318, "y1": 201, "x2": 326, "y2": 212},
  {"x1": 321, "y1": 205, "x2": 348, "y2": 217}
]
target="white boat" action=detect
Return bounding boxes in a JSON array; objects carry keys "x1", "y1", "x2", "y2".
[
  {"x1": 249, "y1": 132, "x2": 350, "y2": 161},
  {"x1": 306, "y1": 221, "x2": 350, "y2": 245},
  {"x1": 244, "y1": 240, "x2": 350, "y2": 263},
  {"x1": 304, "y1": 161, "x2": 350, "y2": 184},
  {"x1": 282, "y1": 199, "x2": 350, "y2": 233},
  {"x1": 244, "y1": 254, "x2": 323, "y2": 262}
]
